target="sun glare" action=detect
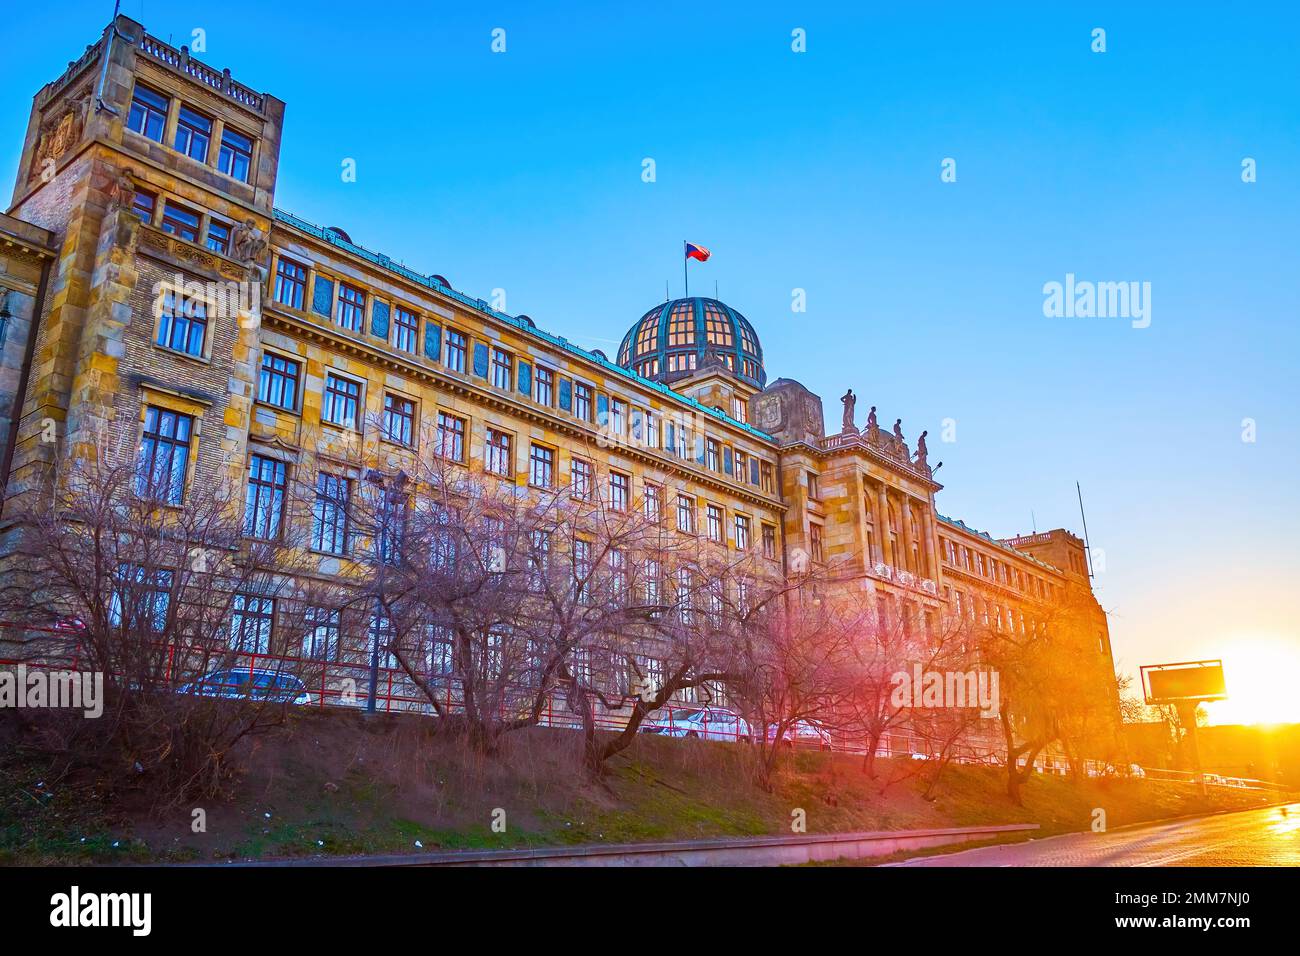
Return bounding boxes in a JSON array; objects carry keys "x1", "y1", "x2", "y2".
[{"x1": 1202, "y1": 636, "x2": 1300, "y2": 726}]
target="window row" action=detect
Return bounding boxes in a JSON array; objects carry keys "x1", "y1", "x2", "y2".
[
  {"x1": 130, "y1": 187, "x2": 236, "y2": 262},
  {"x1": 267, "y1": 255, "x2": 777, "y2": 493},
  {"x1": 126, "y1": 81, "x2": 254, "y2": 182},
  {"x1": 940, "y1": 536, "x2": 1055, "y2": 600}
]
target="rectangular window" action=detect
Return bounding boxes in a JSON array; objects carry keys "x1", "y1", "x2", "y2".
[
  {"x1": 436, "y1": 412, "x2": 466, "y2": 461},
  {"x1": 110, "y1": 564, "x2": 172, "y2": 632},
  {"x1": 369, "y1": 612, "x2": 397, "y2": 670},
  {"x1": 706, "y1": 504, "x2": 724, "y2": 543},
  {"x1": 572, "y1": 538, "x2": 593, "y2": 605},
  {"x1": 426, "y1": 624, "x2": 454, "y2": 676},
  {"x1": 610, "y1": 548, "x2": 628, "y2": 605},
  {"x1": 131, "y1": 189, "x2": 156, "y2": 224},
  {"x1": 807, "y1": 471, "x2": 821, "y2": 501},
  {"x1": 534, "y1": 366, "x2": 554, "y2": 406},
  {"x1": 135, "y1": 406, "x2": 192, "y2": 504},
  {"x1": 303, "y1": 607, "x2": 341, "y2": 661},
  {"x1": 760, "y1": 462, "x2": 774, "y2": 494},
  {"x1": 609, "y1": 472, "x2": 629, "y2": 512},
  {"x1": 570, "y1": 457, "x2": 593, "y2": 500},
  {"x1": 229, "y1": 594, "x2": 274, "y2": 654},
  {"x1": 645, "y1": 411, "x2": 659, "y2": 449},
  {"x1": 257, "y1": 352, "x2": 300, "y2": 411},
  {"x1": 485, "y1": 428, "x2": 512, "y2": 476},
  {"x1": 644, "y1": 483, "x2": 662, "y2": 522},
  {"x1": 160, "y1": 201, "x2": 201, "y2": 242},
  {"x1": 392, "y1": 306, "x2": 418, "y2": 353},
  {"x1": 676, "y1": 568, "x2": 694, "y2": 625},
  {"x1": 643, "y1": 560, "x2": 661, "y2": 609},
  {"x1": 377, "y1": 494, "x2": 407, "y2": 566},
  {"x1": 527, "y1": 529, "x2": 551, "y2": 591},
  {"x1": 217, "y1": 127, "x2": 253, "y2": 182},
  {"x1": 312, "y1": 474, "x2": 350, "y2": 555},
  {"x1": 573, "y1": 382, "x2": 592, "y2": 422},
  {"x1": 611, "y1": 399, "x2": 627, "y2": 437},
  {"x1": 156, "y1": 289, "x2": 207, "y2": 357},
  {"x1": 336, "y1": 284, "x2": 365, "y2": 332},
  {"x1": 126, "y1": 84, "x2": 168, "y2": 141},
  {"x1": 174, "y1": 105, "x2": 212, "y2": 162},
  {"x1": 205, "y1": 219, "x2": 230, "y2": 255},
  {"x1": 444, "y1": 330, "x2": 467, "y2": 372},
  {"x1": 676, "y1": 427, "x2": 694, "y2": 461},
  {"x1": 762, "y1": 524, "x2": 776, "y2": 559},
  {"x1": 810, "y1": 523, "x2": 824, "y2": 563},
  {"x1": 735, "y1": 514, "x2": 751, "y2": 551},
  {"x1": 322, "y1": 373, "x2": 361, "y2": 429},
  {"x1": 243, "y1": 454, "x2": 287, "y2": 540},
  {"x1": 706, "y1": 438, "x2": 720, "y2": 471},
  {"x1": 273, "y1": 258, "x2": 307, "y2": 309},
  {"x1": 676, "y1": 494, "x2": 695, "y2": 534},
  {"x1": 530, "y1": 443, "x2": 555, "y2": 488},
  {"x1": 490, "y1": 348, "x2": 512, "y2": 390},
  {"x1": 731, "y1": 396, "x2": 748, "y2": 423},
  {"x1": 734, "y1": 450, "x2": 748, "y2": 484},
  {"x1": 382, "y1": 393, "x2": 415, "y2": 445}
]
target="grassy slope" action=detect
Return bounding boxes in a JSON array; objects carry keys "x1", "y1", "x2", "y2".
[{"x1": 1, "y1": 708, "x2": 1283, "y2": 864}]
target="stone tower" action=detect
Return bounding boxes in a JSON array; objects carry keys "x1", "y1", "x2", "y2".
[{"x1": 1, "y1": 14, "x2": 284, "y2": 515}]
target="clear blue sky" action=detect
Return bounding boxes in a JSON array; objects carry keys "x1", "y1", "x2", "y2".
[{"x1": 4, "y1": 1, "x2": 1298, "y2": 718}]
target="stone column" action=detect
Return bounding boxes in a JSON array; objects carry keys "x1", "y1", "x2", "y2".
[
  {"x1": 877, "y1": 482, "x2": 892, "y2": 567},
  {"x1": 901, "y1": 495, "x2": 916, "y2": 575},
  {"x1": 64, "y1": 202, "x2": 141, "y2": 467},
  {"x1": 850, "y1": 470, "x2": 871, "y2": 573},
  {"x1": 925, "y1": 505, "x2": 942, "y2": 582}
]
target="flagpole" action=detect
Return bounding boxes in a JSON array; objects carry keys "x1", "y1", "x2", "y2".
[{"x1": 683, "y1": 241, "x2": 688, "y2": 298}]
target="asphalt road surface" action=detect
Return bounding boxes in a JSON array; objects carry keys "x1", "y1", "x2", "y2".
[{"x1": 890, "y1": 802, "x2": 1300, "y2": 866}]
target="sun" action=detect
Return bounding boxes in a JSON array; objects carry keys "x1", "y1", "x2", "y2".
[{"x1": 1202, "y1": 635, "x2": 1300, "y2": 726}]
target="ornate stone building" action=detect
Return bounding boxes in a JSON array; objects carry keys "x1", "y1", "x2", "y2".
[{"x1": 0, "y1": 16, "x2": 1114, "y2": 720}]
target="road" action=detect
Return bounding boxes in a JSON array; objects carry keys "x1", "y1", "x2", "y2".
[{"x1": 890, "y1": 802, "x2": 1300, "y2": 866}]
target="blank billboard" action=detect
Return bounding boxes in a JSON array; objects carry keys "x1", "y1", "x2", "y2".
[{"x1": 1143, "y1": 661, "x2": 1227, "y2": 703}]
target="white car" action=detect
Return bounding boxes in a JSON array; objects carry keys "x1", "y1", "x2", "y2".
[
  {"x1": 177, "y1": 667, "x2": 312, "y2": 706},
  {"x1": 653, "y1": 707, "x2": 752, "y2": 743},
  {"x1": 767, "y1": 719, "x2": 833, "y2": 751}
]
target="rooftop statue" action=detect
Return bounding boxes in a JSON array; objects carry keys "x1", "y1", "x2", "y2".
[{"x1": 841, "y1": 388, "x2": 856, "y2": 432}]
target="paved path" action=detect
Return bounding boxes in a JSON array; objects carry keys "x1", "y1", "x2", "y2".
[{"x1": 890, "y1": 802, "x2": 1300, "y2": 866}]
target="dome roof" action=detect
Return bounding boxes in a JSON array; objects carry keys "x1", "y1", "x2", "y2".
[{"x1": 617, "y1": 297, "x2": 766, "y2": 388}]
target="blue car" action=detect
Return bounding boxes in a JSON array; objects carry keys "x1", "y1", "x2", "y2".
[{"x1": 178, "y1": 667, "x2": 311, "y2": 705}]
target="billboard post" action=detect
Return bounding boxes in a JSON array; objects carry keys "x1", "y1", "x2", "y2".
[{"x1": 1140, "y1": 660, "x2": 1228, "y2": 796}]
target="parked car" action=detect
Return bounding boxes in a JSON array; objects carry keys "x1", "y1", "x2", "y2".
[
  {"x1": 766, "y1": 719, "x2": 833, "y2": 751},
  {"x1": 177, "y1": 667, "x2": 311, "y2": 705},
  {"x1": 654, "y1": 707, "x2": 752, "y2": 743}
]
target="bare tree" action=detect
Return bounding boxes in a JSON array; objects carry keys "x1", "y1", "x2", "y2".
[
  {"x1": 842, "y1": 603, "x2": 988, "y2": 796},
  {"x1": 980, "y1": 590, "x2": 1118, "y2": 803},
  {"x1": 724, "y1": 576, "x2": 866, "y2": 791},
  {"x1": 578, "y1": 547, "x2": 788, "y2": 778},
  {"x1": 0, "y1": 448, "x2": 343, "y2": 804},
  {"x1": 349, "y1": 439, "x2": 682, "y2": 758}
]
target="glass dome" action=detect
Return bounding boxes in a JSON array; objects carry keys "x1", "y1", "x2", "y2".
[{"x1": 616, "y1": 297, "x2": 766, "y2": 388}]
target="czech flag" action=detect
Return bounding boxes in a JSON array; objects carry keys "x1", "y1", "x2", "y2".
[{"x1": 685, "y1": 242, "x2": 711, "y2": 262}]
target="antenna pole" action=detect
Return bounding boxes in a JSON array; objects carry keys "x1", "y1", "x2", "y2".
[
  {"x1": 1076, "y1": 481, "x2": 1094, "y2": 578},
  {"x1": 683, "y1": 241, "x2": 688, "y2": 298}
]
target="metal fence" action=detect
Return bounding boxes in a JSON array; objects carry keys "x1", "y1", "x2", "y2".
[{"x1": 1, "y1": 627, "x2": 1135, "y2": 775}]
